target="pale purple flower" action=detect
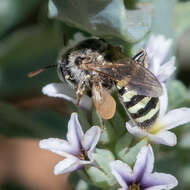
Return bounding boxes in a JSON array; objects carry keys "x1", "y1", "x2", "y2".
[
  {"x1": 110, "y1": 145, "x2": 178, "y2": 190},
  {"x1": 39, "y1": 112, "x2": 101, "y2": 175},
  {"x1": 125, "y1": 35, "x2": 190, "y2": 147}
]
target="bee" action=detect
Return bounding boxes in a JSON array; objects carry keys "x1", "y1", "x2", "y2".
[{"x1": 28, "y1": 38, "x2": 162, "y2": 128}]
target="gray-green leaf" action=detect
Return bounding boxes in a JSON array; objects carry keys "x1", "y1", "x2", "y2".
[
  {"x1": 86, "y1": 166, "x2": 115, "y2": 188},
  {"x1": 120, "y1": 138, "x2": 148, "y2": 166},
  {"x1": 115, "y1": 133, "x2": 133, "y2": 161},
  {"x1": 48, "y1": 0, "x2": 152, "y2": 43},
  {"x1": 174, "y1": 2, "x2": 190, "y2": 38},
  {"x1": 93, "y1": 148, "x2": 115, "y2": 176},
  {"x1": 167, "y1": 80, "x2": 189, "y2": 109}
]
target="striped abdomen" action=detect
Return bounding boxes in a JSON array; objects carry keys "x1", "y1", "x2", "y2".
[{"x1": 118, "y1": 86, "x2": 160, "y2": 128}]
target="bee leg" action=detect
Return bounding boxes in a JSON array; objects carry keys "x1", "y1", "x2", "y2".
[
  {"x1": 97, "y1": 113, "x2": 105, "y2": 129},
  {"x1": 76, "y1": 75, "x2": 90, "y2": 105},
  {"x1": 76, "y1": 82, "x2": 86, "y2": 105},
  {"x1": 132, "y1": 49, "x2": 148, "y2": 68},
  {"x1": 76, "y1": 93, "x2": 83, "y2": 106}
]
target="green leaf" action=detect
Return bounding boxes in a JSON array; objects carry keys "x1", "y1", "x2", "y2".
[
  {"x1": 179, "y1": 130, "x2": 190, "y2": 149},
  {"x1": 75, "y1": 180, "x2": 89, "y2": 190},
  {"x1": 110, "y1": 111, "x2": 126, "y2": 138},
  {"x1": 152, "y1": 0, "x2": 176, "y2": 37},
  {"x1": 0, "y1": 0, "x2": 43, "y2": 37},
  {"x1": 174, "y1": 2, "x2": 190, "y2": 37},
  {"x1": 92, "y1": 109, "x2": 102, "y2": 127},
  {"x1": 86, "y1": 166, "x2": 115, "y2": 188},
  {"x1": 179, "y1": 165, "x2": 190, "y2": 189},
  {"x1": 0, "y1": 25, "x2": 62, "y2": 98},
  {"x1": 68, "y1": 172, "x2": 81, "y2": 189},
  {"x1": 26, "y1": 109, "x2": 69, "y2": 138},
  {"x1": 0, "y1": 101, "x2": 69, "y2": 138},
  {"x1": 87, "y1": 148, "x2": 119, "y2": 188},
  {"x1": 115, "y1": 133, "x2": 133, "y2": 161},
  {"x1": 121, "y1": 138, "x2": 148, "y2": 166},
  {"x1": 100, "y1": 121, "x2": 116, "y2": 146},
  {"x1": 48, "y1": 0, "x2": 152, "y2": 43},
  {"x1": 93, "y1": 148, "x2": 115, "y2": 176},
  {"x1": 75, "y1": 179, "x2": 101, "y2": 190},
  {"x1": 77, "y1": 108, "x2": 91, "y2": 131},
  {"x1": 167, "y1": 80, "x2": 189, "y2": 109},
  {"x1": 92, "y1": 109, "x2": 116, "y2": 145}
]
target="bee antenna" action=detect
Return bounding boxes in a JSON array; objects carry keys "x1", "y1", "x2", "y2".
[{"x1": 27, "y1": 64, "x2": 57, "y2": 78}]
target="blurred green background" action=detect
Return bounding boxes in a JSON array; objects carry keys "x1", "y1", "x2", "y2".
[{"x1": 0, "y1": 0, "x2": 190, "y2": 189}]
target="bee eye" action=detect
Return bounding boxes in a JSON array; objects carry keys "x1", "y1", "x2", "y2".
[{"x1": 75, "y1": 57, "x2": 83, "y2": 65}]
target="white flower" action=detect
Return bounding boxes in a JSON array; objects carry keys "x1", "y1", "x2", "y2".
[
  {"x1": 39, "y1": 112, "x2": 101, "y2": 175},
  {"x1": 126, "y1": 35, "x2": 190, "y2": 146},
  {"x1": 146, "y1": 35, "x2": 176, "y2": 82},
  {"x1": 126, "y1": 106, "x2": 190, "y2": 146},
  {"x1": 42, "y1": 82, "x2": 92, "y2": 110},
  {"x1": 146, "y1": 35, "x2": 175, "y2": 111},
  {"x1": 143, "y1": 35, "x2": 175, "y2": 117},
  {"x1": 110, "y1": 145, "x2": 178, "y2": 190}
]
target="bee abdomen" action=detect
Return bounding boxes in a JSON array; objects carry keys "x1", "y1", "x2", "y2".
[{"x1": 118, "y1": 87, "x2": 160, "y2": 128}]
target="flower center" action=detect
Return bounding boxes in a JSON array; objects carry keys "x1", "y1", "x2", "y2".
[
  {"x1": 78, "y1": 148, "x2": 89, "y2": 160},
  {"x1": 148, "y1": 120, "x2": 164, "y2": 134},
  {"x1": 129, "y1": 183, "x2": 141, "y2": 190}
]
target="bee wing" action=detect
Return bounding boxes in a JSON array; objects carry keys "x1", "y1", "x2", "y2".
[
  {"x1": 92, "y1": 80, "x2": 116, "y2": 120},
  {"x1": 88, "y1": 58, "x2": 162, "y2": 97}
]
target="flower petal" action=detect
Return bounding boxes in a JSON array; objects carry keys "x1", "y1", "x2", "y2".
[
  {"x1": 146, "y1": 35, "x2": 172, "y2": 75},
  {"x1": 146, "y1": 35, "x2": 172, "y2": 61},
  {"x1": 39, "y1": 138, "x2": 77, "y2": 156},
  {"x1": 54, "y1": 157, "x2": 79, "y2": 175},
  {"x1": 157, "y1": 57, "x2": 176, "y2": 82},
  {"x1": 110, "y1": 160, "x2": 133, "y2": 189},
  {"x1": 133, "y1": 145, "x2": 154, "y2": 181},
  {"x1": 42, "y1": 83, "x2": 92, "y2": 110},
  {"x1": 42, "y1": 82, "x2": 76, "y2": 102},
  {"x1": 158, "y1": 84, "x2": 168, "y2": 118},
  {"x1": 54, "y1": 156, "x2": 91, "y2": 175},
  {"x1": 162, "y1": 107, "x2": 190, "y2": 130},
  {"x1": 66, "y1": 113, "x2": 84, "y2": 155},
  {"x1": 126, "y1": 122, "x2": 148, "y2": 138},
  {"x1": 82, "y1": 126, "x2": 101, "y2": 151},
  {"x1": 143, "y1": 172, "x2": 178, "y2": 190},
  {"x1": 148, "y1": 130, "x2": 177, "y2": 146},
  {"x1": 145, "y1": 186, "x2": 173, "y2": 190},
  {"x1": 78, "y1": 95, "x2": 92, "y2": 110}
]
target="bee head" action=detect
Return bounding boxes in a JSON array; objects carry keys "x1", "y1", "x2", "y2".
[
  {"x1": 57, "y1": 49, "x2": 89, "y2": 88},
  {"x1": 57, "y1": 38, "x2": 108, "y2": 88}
]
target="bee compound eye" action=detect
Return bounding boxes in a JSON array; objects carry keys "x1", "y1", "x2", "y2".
[{"x1": 75, "y1": 57, "x2": 83, "y2": 66}]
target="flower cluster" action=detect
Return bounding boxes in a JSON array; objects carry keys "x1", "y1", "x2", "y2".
[{"x1": 39, "y1": 35, "x2": 190, "y2": 190}]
